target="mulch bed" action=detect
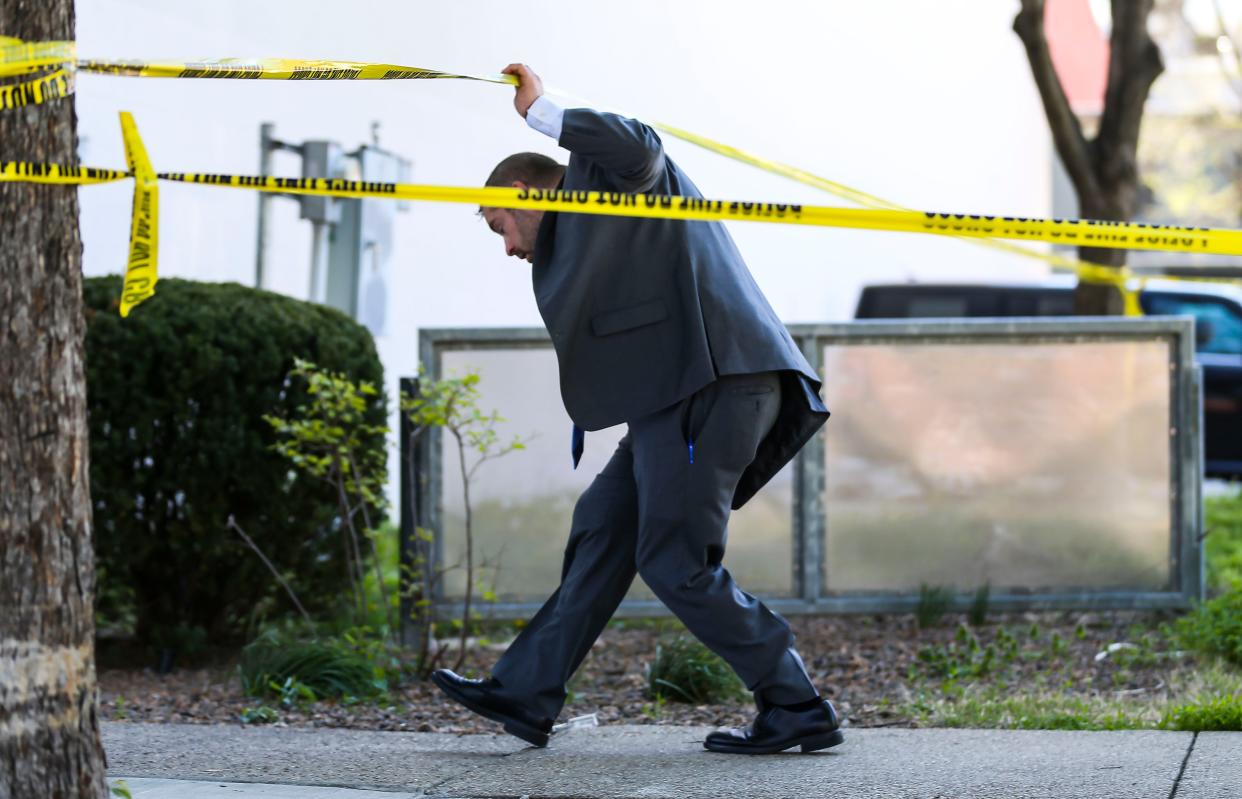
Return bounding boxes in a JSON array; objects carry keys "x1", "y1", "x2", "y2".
[{"x1": 96, "y1": 610, "x2": 1174, "y2": 733}]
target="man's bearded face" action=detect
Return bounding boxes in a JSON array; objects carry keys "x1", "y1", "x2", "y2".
[{"x1": 482, "y1": 205, "x2": 545, "y2": 264}]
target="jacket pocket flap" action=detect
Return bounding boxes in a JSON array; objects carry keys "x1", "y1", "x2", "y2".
[{"x1": 591, "y1": 299, "x2": 669, "y2": 336}]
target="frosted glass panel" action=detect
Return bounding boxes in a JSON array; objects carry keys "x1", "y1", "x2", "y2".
[
  {"x1": 822, "y1": 340, "x2": 1172, "y2": 593},
  {"x1": 439, "y1": 348, "x2": 794, "y2": 602}
]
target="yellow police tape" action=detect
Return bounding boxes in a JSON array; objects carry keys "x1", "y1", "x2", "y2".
[
  {"x1": 0, "y1": 37, "x2": 510, "y2": 82},
  {"x1": 0, "y1": 43, "x2": 1203, "y2": 316},
  {"x1": 202, "y1": 177, "x2": 1241, "y2": 252},
  {"x1": 75, "y1": 57, "x2": 511, "y2": 83},
  {"x1": 119, "y1": 111, "x2": 158, "y2": 317},
  {"x1": 0, "y1": 47, "x2": 1167, "y2": 260},
  {"x1": 4, "y1": 106, "x2": 1238, "y2": 317},
  {"x1": 0, "y1": 39, "x2": 75, "y2": 77},
  {"x1": 0, "y1": 162, "x2": 128, "y2": 183},
  {"x1": 647, "y1": 119, "x2": 1140, "y2": 287},
  {"x1": 0, "y1": 68, "x2": 72, "y2": 111},
  {"x1": 0, "y1": 122, "x2": 159, "y2": 315},
  {"x1": 71, "y1": 50, "x2": 1157, "y2": 309},
  {"x1": 8, "y1": 158, "x2": 1236, "y2": 256}
]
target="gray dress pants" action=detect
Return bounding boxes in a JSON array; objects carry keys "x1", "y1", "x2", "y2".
[{"x1": 490, "y1": 371, "x2": 817, "y2": 721}]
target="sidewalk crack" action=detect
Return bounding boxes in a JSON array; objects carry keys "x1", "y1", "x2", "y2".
[{"x1": 1167, "y1": 731, "x2": 1198, "y2": 799}]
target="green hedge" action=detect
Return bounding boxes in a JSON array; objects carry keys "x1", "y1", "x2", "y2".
[{"x1": 84, "y1": 276, "x2": 386, "y2": 653}]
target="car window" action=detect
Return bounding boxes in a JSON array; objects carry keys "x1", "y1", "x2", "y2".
[
  {"x1": 908, "y1": 296, "x2": 969, "y2": 317},
  {"x1": 1144, "y1": 293, "x2": 1242, "y2": 354},
  {"x1": 1035, "y1": 293, "x2": 1075, "y2": 315}
]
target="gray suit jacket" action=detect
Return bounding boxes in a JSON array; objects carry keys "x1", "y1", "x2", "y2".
[{"x1": 532, "y1": 108, "x2": 828, "y2": 508}]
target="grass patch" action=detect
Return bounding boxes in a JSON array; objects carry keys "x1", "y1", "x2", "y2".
[
  {"x1": 907, "y1": 654, "x2": 1242, "y2": 731},
  {"x1": 1159, "y1": 658, "x2": 1242, "y2": 732},
  {"x1": 910, "y1": 686, "x2": 1157, "y2": 730},
  {"x1": 1205, "y1": 489, "x2": 1242, "y2": 592},
  {"x1": 1162, "y1": 694, "x2": 1242, "y2": 731},
  {"x1": 646, "y1": 636, "x2": 746, "y2": 704}
]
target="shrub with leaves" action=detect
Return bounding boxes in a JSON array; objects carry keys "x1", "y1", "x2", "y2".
[
  {"x1": 265, "y1": 358, "x2": 394, "y2": 638},
  {"x1": 83, "y1": 276, "x2": 384, "y2": 653},
  {"x1": 646, "y1": 636, "x2": 746, "y2": 704}
]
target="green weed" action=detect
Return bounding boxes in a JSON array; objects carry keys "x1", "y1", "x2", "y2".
[
  {"x1": 968, "y1": 584, "x2": 990, "y2": 627},
  {"x1": 916, "y1": 585, "x2": 952, "y2": 629},
  {"x1": 646, "y1": 636, "x2": 746, "y2": 704}
]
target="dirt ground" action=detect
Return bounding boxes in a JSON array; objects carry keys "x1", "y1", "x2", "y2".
[{"x1": 96, "y1": 609, "x2": 1179, "y2": 733}]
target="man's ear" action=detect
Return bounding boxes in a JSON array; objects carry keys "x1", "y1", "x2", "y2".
[{"x1": 511, "y1": 180, "x2": 529, "y2": 190}]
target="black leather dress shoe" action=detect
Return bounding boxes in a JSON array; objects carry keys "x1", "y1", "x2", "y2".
[
  {"x1": 704, "y1": 698, "x2": 844, "y2": 754},
  {"x1": 431, "y1": 669, "x2": 552, "y2": 747}
]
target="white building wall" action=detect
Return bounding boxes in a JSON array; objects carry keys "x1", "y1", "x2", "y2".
[{"x1": 72, "y1": 0, "x2": 1056, "y2": 501}]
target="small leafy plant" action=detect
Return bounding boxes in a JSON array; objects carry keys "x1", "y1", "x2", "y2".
[
  {"x1": 239, "y1": 705, "x2": 279, "y2": 725},
  {"x1": 238, "y1": 628, "x2": 381, "y2": 702},
  {"x1": 917, "y1": 624, "x2": 999, "y2": 681},
  {"x1": 1171, "y1": 591, "x2": 1242, "y2": 666},
  {"x1": 646, "y1": 636, "x2": 746, "y2": 704},
  {"x1": 270, "y1": 676, "x2": 319, "y2": 708},
  {"x1": 401, "y1": 370, "x2": 526, "y2": 674}
]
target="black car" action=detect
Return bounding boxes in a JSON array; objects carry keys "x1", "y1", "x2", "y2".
[{"x1": 854, "y1": 278, "x2": 1242, "y2": 477}]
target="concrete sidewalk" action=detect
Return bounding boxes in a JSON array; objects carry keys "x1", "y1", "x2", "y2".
[{"x1": 102, "y1": 720, "x2": 1239, "y2": 798}]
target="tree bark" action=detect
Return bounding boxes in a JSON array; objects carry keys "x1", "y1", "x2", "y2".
[
  {"x1": 1014, "y1": 0, "x2": 1164, "y2": 315},
  {"x1": 0, "y1": 2, "x2": 110, "y2": 797}
]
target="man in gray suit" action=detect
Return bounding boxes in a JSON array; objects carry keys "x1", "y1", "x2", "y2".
[{"x1": 433, "y1": 64, "x2": 841, "y2": 755}]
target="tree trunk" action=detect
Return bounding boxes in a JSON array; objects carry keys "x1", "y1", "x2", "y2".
[
  {"x1": 0, "y1": 2, "x2": 110, "y2": 797},
  {"x1": 1014, "y1": 0, "x2": 1163, "y2": 315},
  {"x1": 1074, "y1": 195, "x2": 1128, "y2": 315}
]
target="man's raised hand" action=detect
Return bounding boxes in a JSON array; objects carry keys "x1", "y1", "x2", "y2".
[{"x1": 502, "y1": 63, "x2": 544, "y2": 119}]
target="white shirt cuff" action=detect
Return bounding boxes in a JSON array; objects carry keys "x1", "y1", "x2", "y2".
[{"x1": 526, "y1": 95, "x2": 564, "y2": 141}]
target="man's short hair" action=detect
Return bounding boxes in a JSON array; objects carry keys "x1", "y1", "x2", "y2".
[{"x1": 485, "y1": 152, "x2": 564, "y2": 188}]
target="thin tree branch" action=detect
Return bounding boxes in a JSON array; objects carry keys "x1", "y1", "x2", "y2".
[
  {"x1": 227, "y1": 515, "x2": 314, "y2": 628},
  {"x1": 334, "y1": 463, "x2": 369, "y2": 622},
  {"x1": 346, "y1": 446, "x2": 398, "y2": 641},
  {"x1": 453, "y1": 427, "x2": 474, "y2": 672},
  {"x1": 1014, "y1": 0, "x2": 1102, "y2": 204},
  {"x1": 1097, "y1": 0, "x2": 1164, "y2": 172}
]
